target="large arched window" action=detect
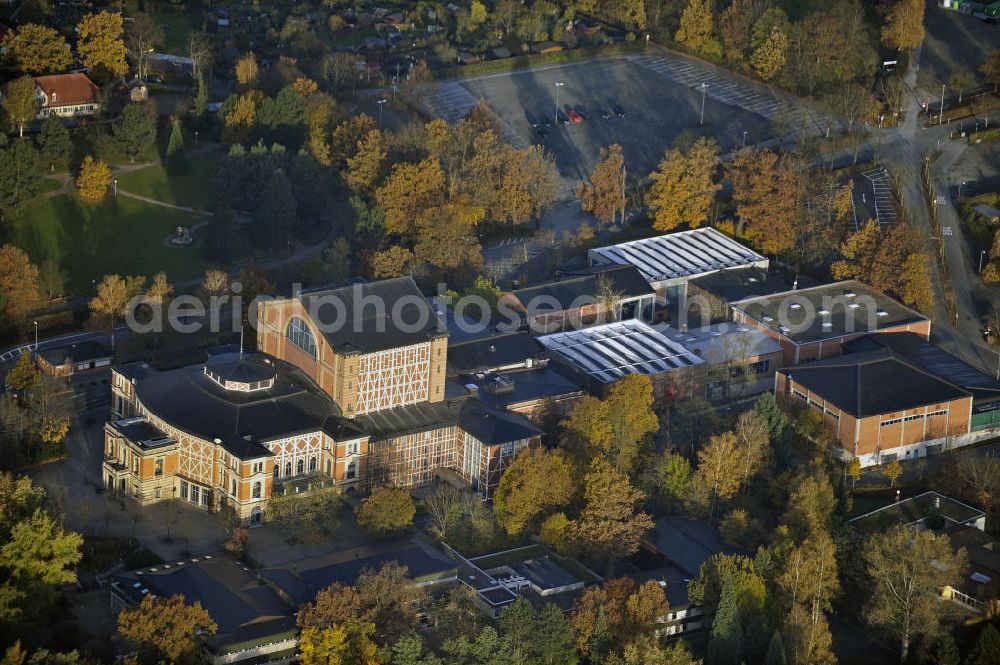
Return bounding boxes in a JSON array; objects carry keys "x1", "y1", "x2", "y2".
[
  {"x1": 285, "y1": 316, "x2": 317, "y2": 358},
  {"x1": 297, "y1": 459, "x2": 304, "y2": 475},
  {"x1": 309, "y1": 456, "x2": 317, "y2": 472},
  {"x1": 285, "y1": 462, "x2": 292, "y2": 477}
]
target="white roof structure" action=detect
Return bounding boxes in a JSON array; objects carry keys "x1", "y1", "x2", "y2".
[
  {"x1": 657, "y1": 323, "x2": 783, "y2": 365},
  {"x1": 588, "y1": 227, "x2": 768, "y2": 286},
  {"x1": 538, "y1": 320, "x2": 703, "y2": 383}
]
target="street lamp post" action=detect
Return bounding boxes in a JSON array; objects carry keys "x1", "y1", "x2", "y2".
[
  {"x1": 113, "y1": 178, "x2": 118, "y2": 197},
  {"x1": 980, "y1": 250, "x2": 987, "y2": 273},
  {"x1": 554, "y1": 81, "x2": 564, "y2": 124},
  {"x1": 940, "y1": 84, "x2": 946, "y2": 125},
  {"x1": 33, "y1": 321, "x2": 38, "y2": 351},
  {"x1": 377, "y1": 99, "x2": 387, "y2": 129},
  {"x1": 699, "y1": 83, "x2": 709, "y2": 126},
  {"x1": 195, "y1": 130, "x2": 199, "y2": 149},
  {"x1": 742, "y1": 130, "x2": 748, "y2": 149}
]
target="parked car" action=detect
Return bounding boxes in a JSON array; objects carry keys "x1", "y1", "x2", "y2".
[
  {"x1": 540, "y1": 115, "x2": 553, "y2": 127},
  {"x1": 577, "y1": 108, "x2": 592, "y2": 121},
  {"x1": 614, "y1": 105, "x2": 626, "y2": 118},
  {"x1": 557, "y1": 110, "x2": 570, "y2": 124},
  {"x1": 600, "y1": 107, "x2": 611, "y2": 120},
  {"x1": 568, "y1": 110, "x2": 584, "y2": 123},
  {"x1": 527, "y1": 114, "x2": 540, "y2": 128}
]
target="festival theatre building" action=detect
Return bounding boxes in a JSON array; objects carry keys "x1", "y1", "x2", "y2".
[{"x1": 102, "y1": 278, "x2": 544, "y2": 522}]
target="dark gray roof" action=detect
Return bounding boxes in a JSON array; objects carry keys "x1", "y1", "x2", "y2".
[
  {"x1": 510, "y1": 264, "x2": 654, "y2": 312},
  {"x1": 38, "y1": 339, "x2": 112, "y2": 366},
  {"x1": 461, "y1": 367, "x2": 583, "y2": 411},
  {"x1": 731, "y1": 280, "x2": 927, "y2": 344},
  {"x1": 688, "y1": 267, "x2": 795, "y2": 303},
  {"x1": 351, "y1": 396, "x2": 541, "y2": 445},
  {"x1": 457, "y1": 399, "x2": 542, "y2": 444},
  {"x1": 844, "y1": 333, "x2": 1000, "y2": 400},
  {"x1": 117, "y1": 354, "x2": 363, "y2": 459},
  {"x1": 782, "y1": 350, "x2": 970, "y2": 417},
  {"x1": 110, "y1": 417, "x2": 175, "y2": 450},
  {"x1": 647, "y1": 517, "x2": 739, "y2": 578},
  {"x1": 446, "y1": 332, "x2": 544, "y2": 377},
  {"x1": 204, "y1": 354, "x2": 275, "y2": 384},
  {"x1": 261, "y1": 540, "x2": 456, "y2": 606},
  {"x1": 113, "y1": 554, "x2": 295, "y2": 651},
  {"x1": 297, "y1": 278, "x2": 445, "y2": 354}
]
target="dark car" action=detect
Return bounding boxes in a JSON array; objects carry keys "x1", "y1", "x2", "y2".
[
  {"x1": 557, "y1": 110, "x2": 570, "y2": 124},
  {"x1": 577, "y1": 107, "x2": 592, "y2": 121},
  {"x1": 527, "y1": 114, "x2": 540, "y2": 128},
  {"x1": 540, "y1": 115, "x2": 553, "y2": 127},
  {"x1": 600, "y1": 107, "x2": 611, "y2": 120},
  {"x1": 614, "y1": 105, "x2": 626, "y2": 118}
]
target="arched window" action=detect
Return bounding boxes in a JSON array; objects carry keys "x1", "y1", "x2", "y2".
[
  {"x1": 285, "y1": 462, "x2": 292, "y2": 477},
  {"x1": 250, "y1": 507, "x2": 262, "y2": 525},
  {"x1": 231, "y1": 479, "x2": 236, "y2": 496},
  {"x1": 347, "y1": 461, "x2": 357, "y2": 480},
  {"x1": 285, "y1": 317, "x2": 317, "y2": 358},
  {"x1": 297, "y1": 459, "x2": 304, "y2": 475},
  {"x1": 273, "y1": 465, "x2": 279, "y2": 478},
  {"x1": 309, "y1": 456, "x2": 317, "y2": 472},
  {"x1": 252, "y1": 482, "x2": 262, "y2": 499}
]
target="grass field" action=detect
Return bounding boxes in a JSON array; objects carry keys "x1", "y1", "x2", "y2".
[
  {"x1": 152, "y1": 10, "x2": 203, "y2": 55},
  {"x1": 13, "y1": 192, "x2": 211, "y2": 292},
  {"x1": 115, "y1": 151, "x2": 222, "y2": 210}
]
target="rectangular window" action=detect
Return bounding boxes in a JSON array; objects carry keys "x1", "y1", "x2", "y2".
[
  {"x1": 191, "y1": 486, "x2": 199, "y2": 504},
  {"x1": 154, "y1": 488, "x2": 161, "y2": 499},
  {"x1": 155, "y1": 458, "x2": 163, "y2": 476},
  {"x1": 347, "y1": 442, "x2": 359, "y2": 456},
  {"x1": 180, "y1": 481, "x2": 188, "y2": 500}
]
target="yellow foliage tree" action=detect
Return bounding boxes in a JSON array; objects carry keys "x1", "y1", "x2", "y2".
[
  {"x1": 900, "y1": 253, "x2": 935, "y2": 315},
  {"x1": 881, "y1": 0, "x2": 924, "y2": 52},
  {"x1": 648, "y1": 137, "x2": 720, "y2": 232},
  {"x1": 676, "y1": 0, "x2": 722, "y2": 58},
  {"x1": 299, "y1": 620, "x2": 379, "y2": 665},
  {"x1": 77, "y1": 11, "x2": 128, "y2": 76},
  {"x1": 1, "y1": 24, "x2": 72, "y2": 75},
  {"x1": 76, "y1": 156, "x2": 112, "y2": 202},
  {"x1": 577, "y1": 144, "x2": 626, "y2": 226},
  {"x1": 235, "y1": 53, "x2": 259, "y2": 89},
  {"x1": 375, "y1": 157, "x2": 446, "y2": 237},
  {"x1": 345, "y1": 129, "x2": 387, "y2": 193},
  {"x1": 750, "y1": 28, "x2": 787, "y2": 81},
  {"x1": 0, "y1": 244, "x2": 41, "y2": 318}
]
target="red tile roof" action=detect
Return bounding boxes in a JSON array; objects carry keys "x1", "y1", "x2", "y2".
[{"x1": 34, "y1": 73, "x2": 99, "y2": 107}]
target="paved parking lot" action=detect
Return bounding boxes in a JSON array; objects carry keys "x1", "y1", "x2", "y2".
[
  {"x1": 418, "y1": 54, "x2": 817, "y2": 187},
  {"x1": 919, "y1": 0, "x2": 1000, "y2": 97}
]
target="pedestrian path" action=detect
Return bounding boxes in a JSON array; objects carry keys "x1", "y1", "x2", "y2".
[{"x1": 629, "y1": 54, "x2": 827, "y2": 134}]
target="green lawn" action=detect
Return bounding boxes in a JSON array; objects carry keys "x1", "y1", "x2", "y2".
[
  {"x1": 152, "y1": 10, "x2": 203, "y2": 55},
  {"x1": 12, "y1": 192, "x2": 212, "y2": 292},
  {"x1": 38, "y1": 178, "x2": 63, "y2": 194},
  {"x1": 115, "y1": 151, "x2": 222, "y2": 210}
]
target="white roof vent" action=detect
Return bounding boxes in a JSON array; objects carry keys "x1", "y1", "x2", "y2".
[
  {"x1": 789, "y1": 303, "x2": 802, "y2": 310},
  {"x1": 849, "y1": 303, "x2": 861, "y2": 309},
  {"x1": 762, "y1": 315, "x2": 774, "y2": 322},
  {"x1": 822, "y1": 322, "x2": 833, "y2": 328},
  {"x1": 877, "y1": 310, "x2": 888, "y2": 317},
  {"x1": 818, "y1": 309, "x2": 829, "y2": 315},
  {"x1": 778, "y1": 326, "x2": 790, "y2": 333},
  {"x1": 845, "y1": 291, "x2": 856, "y2": 298}
]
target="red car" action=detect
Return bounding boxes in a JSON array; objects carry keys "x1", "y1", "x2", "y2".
[{"x1": 568, "y1": 110, "x2": 584, "y2": 123}]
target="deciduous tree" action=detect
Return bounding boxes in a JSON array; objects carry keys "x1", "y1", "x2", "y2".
[
  {"x1": 376, "y1": 157, "x2": 446, "y2": 237},
  {"x1": 116, "y1": 594, "x2": 217, "y2": 665},
  {"x1": 881, "y1": 0, "x2": 924, "y2": 52},
  {"x1": 236, "y1": 53, "x2": 259, "y2": 89},
  {"x1": 493, "y1": 448, "x2": 576, "y2": 537},
  {"x1": 124, "y1": 13, "x2": 164, "y2": 82},
  {"x1": 900, "y1": 252, "x2": 935, "y2": 314},
  {"x1": 676, "y1": 0, "x2": 722, "y2": 58},
  {"x1": 369, "y1": 246, "x2": 414, "y2": 279},
  {"x1": 89, "y1": 274, "x2": 146, "y2": 336},
  {"x1": 76, "y1": 156, "x2": 112, "y2": 202},
  {"x1": 0, "y1": 138, "x2": 41, "y2": 218},
  {"x1": 77, "y1": 11, "x2": 128, "y2": 77},
  {"x1": 0, "y1": 245, "x2": 41, "y2": 318},
  {"x1": 36, "y1": 115, "x2": 70, "y2": 173},
  {"x1": 5, "y1": 77, "x2": 38, "y2": 138},
  {"x1": 1, "y1": 24, "x2": 71, "y2": 75},
  {"x1": 356, "y1": 487, "x2": 415, "y2": 536},
  {"x1": 166, "y1": 117, "x2": 187, "y2": 175},
  {"x1": 696, "y1": 431, "x2": 742, "y2": 518},
  {"x1": 345, "y1": 129, "x2": 387, "y2": 193},
  {"x1": 982, "y1": 49, "x2": 1000, "y2": 93},
  {"x1": 648, "y1": 137, "x2": 720, "y2": 232},
  {"x1": 299, "y1": 620, "x2": 379, "y2": 665},
  {"x1": 864, "y1": 526, "x2": 966, "y2": 662},
  {"x1": 605, "y1": 374, "x2": 659, "y2": 474},
  {"x1": 113, "y1": 103, "x2": 157, "y2": 163},
  {"x1": 571, "y1": 457, "x2": 654, "y2": 564},
  {"x1": 729, "y1": 148, "x2": 802, "y2": 255},
  {"x1": 577, "y1": 144, "x2": 626, "y2": 226}
]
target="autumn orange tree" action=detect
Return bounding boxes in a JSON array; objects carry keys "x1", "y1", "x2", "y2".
[
  {"x1": 577, "y1": 144, "x2": 626, "y2": 226},
  {"x1": 570, "y1": 577, "x2": 669, "y2": 662},
  {"x1": 355, "y1": 486, "x2": 415, "y2": 536},
  {"x1": 0, "y1": 244, "x2": 41, "y2": 318},
  {"x1": 881, "y1": 0, "x2": 924, "y2": 52},
  {"x1": 345, "y1": 129, "x2": 387, "y2": 194},
  {"x1": 376, "y1": 157, "x2": 447, "y2": 237},
  {"x1": 729, "y1": 147, "x2": 803, "y2": 255},
  {"x1": 116, "y1": 594, "x2": 217, "y2": 665},
  {"x1": 648, "y1": 137, "x2": 721, "y2": 232}
]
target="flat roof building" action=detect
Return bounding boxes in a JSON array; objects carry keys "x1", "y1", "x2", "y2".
[
  {"x1": 588, "y1": 228, "x2": 768, "y2": 315},
  {"x1": 732, "y1": 280, "x2": 931, "y2": 366}
]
